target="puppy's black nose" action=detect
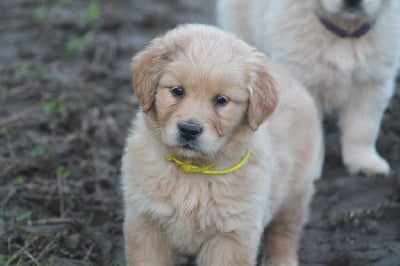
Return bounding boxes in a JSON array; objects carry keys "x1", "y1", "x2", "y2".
[
  {"x1": 344, "y1": 0, "x2": 362, "y2": 8},
  {"x1": 178, "y1": 121, "x2": 203, "y2": 141}
]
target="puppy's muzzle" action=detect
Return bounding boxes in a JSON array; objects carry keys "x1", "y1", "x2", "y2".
[{"x1": 178, "y1": 120, "x2": 203, "y2": 141}]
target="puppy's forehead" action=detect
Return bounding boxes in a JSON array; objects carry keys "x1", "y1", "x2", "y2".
[{"x1": 163, "y1": 37, "x2": 251, "y2": 92}]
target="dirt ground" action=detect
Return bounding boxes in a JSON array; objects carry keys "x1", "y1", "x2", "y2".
[{"x1": 0, "y1": 0, "x2": 399, "y2": 265}]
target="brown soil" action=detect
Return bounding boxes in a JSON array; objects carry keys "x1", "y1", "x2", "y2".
[{"x1": 0, "y1": 0, "x2": 399, "y2": 265}]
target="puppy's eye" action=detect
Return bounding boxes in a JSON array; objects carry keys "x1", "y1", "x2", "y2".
[
  {"x1": 170, "y1": 85, "x2": 185, "y2": 97},
  {"x1": 214, "y1": 95, "x2": 229, "y2": 106}
]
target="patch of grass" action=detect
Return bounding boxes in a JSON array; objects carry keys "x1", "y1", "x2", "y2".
[
  {"x1": 56, "y1": 165, "x2": 71, "y2": 180},
  {"x1": 16, "y1": 211, "x2": 32, "y2": 223},
  {"x1": 16, "y1": 62, "x2": 65, "y2": 83},
  {"x1": 14, "y1": 175, "x2": 25, "y2": 186},
  {"x1": 16, "y1": 63, "x2": 30, "y2": 76},
  {"x1": 64, "y1": 37, "x2": 86, "y2": 54},
  {"x1": 34, "y1": 7, "x2": 47, "y2": 25},
  {"x1": 45, "y1": 67, "x2": 65, "y2": 84},
  {"x1": 84, "y1": 211, "x2": 95, "y2": 231},
  {"x1": 0, "y1": 254, "x2": 5, "y2": 265},
  {"x1": 42, "y1": 100, "x2": 67, "y2": 115},
  {"x1": 30, "y1": 144, "x2": 46, "y2": 156},
  {"x1": 58, "y1": 0, "x2": 72, "y2": 6},
  {"x1": 85, "y1": 2, "x2": 102, "y2": 22},
  {"x1": 0, "y1": 218, "x2": 3, "y2": 237},
  {"x1": 0, "y1": 189, "x2": 16, "y2": 234},
  {"x1": 48, "y1": 255, "x2": 56, "y2": 266},
  {"x1": 59, "y1": 248, "x2": 73, "y2": 258}
]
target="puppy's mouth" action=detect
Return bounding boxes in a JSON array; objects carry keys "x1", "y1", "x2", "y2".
[
  {"x1": 170, "y1": 138, "x2": 209, "y2": 158},
  {"x1": 183, "y1": 144, "x2": 196, "y2": 150},
  {"x1": 178, "y1": 140, "x2": 200, "y2": 151}
]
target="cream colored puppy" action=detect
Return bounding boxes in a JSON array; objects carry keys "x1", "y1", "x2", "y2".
[
  {"x1": 218, "y1": 0, "x2": 400, "y2": 175},
  {"x1": 122, "y1": 24, "x2": 322, "y2": 266}
]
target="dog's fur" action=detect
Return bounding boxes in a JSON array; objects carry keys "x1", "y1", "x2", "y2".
[
  {"x1": 218, "y1": 0, "x2": 400, "y2": 175},
  {"x1": 121, "y1": 24, "x2": 322, "y2": 266}
]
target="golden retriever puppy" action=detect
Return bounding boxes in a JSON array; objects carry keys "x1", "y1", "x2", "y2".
[
  {"x1": 121, "y1": 24, "x2": 322, "y2": 266},
  {"x1": 218, "y1": 0, "x2": 400, "y2": 175}
]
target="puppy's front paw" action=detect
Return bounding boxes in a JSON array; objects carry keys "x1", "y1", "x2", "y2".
[
  {"x1": 343, "y1": 147, "x2": 390, "y2": 176},
  {"x1": 264, "y1": 257, "x2": 297, "y2": 266}
]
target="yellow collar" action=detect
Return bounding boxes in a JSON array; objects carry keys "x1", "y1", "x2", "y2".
[{"x1": 166, "y1": 150, "x2": 251, "y2": 175}]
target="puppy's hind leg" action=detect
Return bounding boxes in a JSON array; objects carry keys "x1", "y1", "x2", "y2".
[
  {"x1": 339, "y1": 81, "x2": 394, "y2": 176},
  {"x1": 124, "y1": 214, "x2": 175, "y2": 266}
]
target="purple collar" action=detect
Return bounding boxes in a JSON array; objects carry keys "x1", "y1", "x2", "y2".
[{"x1": 316, "y1": 14, "x2": 375, "y2": 38}]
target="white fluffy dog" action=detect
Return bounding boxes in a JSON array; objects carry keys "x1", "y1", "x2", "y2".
[{"x1": 218, "y1": 0, "x2": 400, "y2": 175}]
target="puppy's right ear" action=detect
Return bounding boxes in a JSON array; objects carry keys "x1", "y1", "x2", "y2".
[{"x1": 131, "y1": 40, "x2": 175, "y2": 113}]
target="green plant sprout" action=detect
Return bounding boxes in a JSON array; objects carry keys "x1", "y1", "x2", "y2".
[
  {"x1": 34, "y1": 7, "x2": 47, "y2": 24},
  {"x1": 30, "y1": 145, "x2": 46, "y2": 156},
  {"x1": 58, "y1": 0, "x2": 72, "y2": 6},
  {"x1": 85, "y1": 2, "x2": 102, "y2": 22},
  {"x1": 64, "y1": 37, "x2": 86, "y2": 54},
  {"x1": 56, "y1": 165, "x2": 71, "y2": 180},
  {"x1": 14, "y1": 176, "x2": 25, "y2": 186},
  {"x1": 16, "y1": 211, "x2": 32, "y2": 223},
  {"x1": 42, "y1": 101, "x2": 66, "y2": 115}
]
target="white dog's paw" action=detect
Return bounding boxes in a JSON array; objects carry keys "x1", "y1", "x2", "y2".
[{"x1": 343, "y1": 147, "x2": 390, "y2": 176}]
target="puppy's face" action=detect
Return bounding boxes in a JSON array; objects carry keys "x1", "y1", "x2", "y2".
[
  {"x1": 155, "y1": 56, "x2": 253, "y2": 158},
  {"x1": 132, "y1": 25, "x2": 278, "y2": 158},
  {"x1": 317, "y1": 0, "x2": 390, "y2": 19}
]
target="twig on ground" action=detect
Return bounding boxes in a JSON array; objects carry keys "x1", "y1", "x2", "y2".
[
  {"x1": 22, "y1": 250, "x2": 40, "y2": 266},
  {"x1": 82, "y1": 243, "x2": 96, "y2": 263},
  {"x1": 30, "y1": 217, "x2": 79, "y2": 226},
  {"x1": 36, "y1": 234, "x2": 61, "y2": 262},
  {"x1": 0, "y1": 105, "x2": 37, "y2": 128},
  {"x1": 57, "y1": 176, "x2": 65, "y2": 218},
  {"x1": 6, "y1": 236, "x2": 39, "y2": 265}
]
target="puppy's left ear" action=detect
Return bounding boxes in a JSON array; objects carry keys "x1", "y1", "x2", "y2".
[{"x1": 247, "y1": 59, "x2": 279, "y2": 131}]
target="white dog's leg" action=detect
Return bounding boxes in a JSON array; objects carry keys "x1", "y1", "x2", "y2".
[
  {"x1": 339, "y1": 82, "x2": 394, "y2": 175},
  {"x1": 198, "y1": 232, "x2": 259, "y2": 266}
]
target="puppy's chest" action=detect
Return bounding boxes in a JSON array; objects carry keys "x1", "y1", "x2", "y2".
[
  {"x1": 146, "y1": 175, "x2": 253, "y2": 253},
  {"x1": 159, "y1": 200, "x2": 213, "y2": 254}
]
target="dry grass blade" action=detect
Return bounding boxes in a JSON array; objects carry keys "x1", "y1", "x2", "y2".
[
  {"x1": 22, "y1": 250, "x2": 40, "y2": 266},
  {"x1": 6, "y1": 236, "x2": 39, "y2": 266},
  {"x1": 35, "y1": 234, "x2": 62, "y2": 262}
]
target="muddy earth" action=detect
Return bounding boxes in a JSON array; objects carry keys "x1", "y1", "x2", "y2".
[{"x1": 0, "y1": 0, "x2": 399, "y2": 265}]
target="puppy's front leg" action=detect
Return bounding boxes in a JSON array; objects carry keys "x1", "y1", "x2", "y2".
[
  {"x1": 339, "y1": 81, "x2": 394, "y2": 175},
  {"x1": 198, "y1": 232, "x2": 258, "y2": 266},
  {"x1": 124, "y1": 214, "x2": 175, "y2": 266}
]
